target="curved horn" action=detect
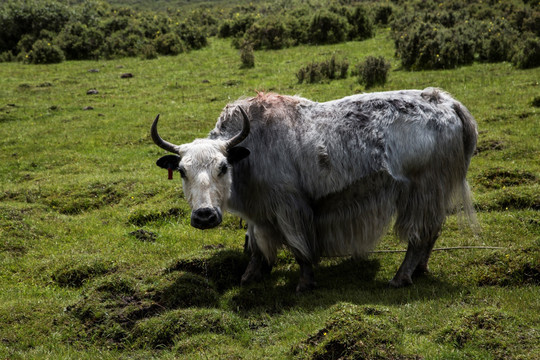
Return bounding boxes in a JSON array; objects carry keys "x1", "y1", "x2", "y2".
[
  {"x1": 151, "y1": 114, "x2": 179, "y2": 154},
  {"x1": 226, "y1": 106, "x2": 251, "y2": 149}
]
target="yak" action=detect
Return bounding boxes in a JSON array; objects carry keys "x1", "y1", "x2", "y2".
[{"x1": 151, "y1": 88, "x2": 478, "y2": 292}]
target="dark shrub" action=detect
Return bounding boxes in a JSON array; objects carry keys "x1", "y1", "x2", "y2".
[
  {"x1": 347, "y1": 5, "x2": 374, "y2": 41},
  {"x1": 477, "y1": 19, "x2": 519, "y2": 63},
  {"x1": 297, "y1": 56, "x2": 349, "y2": 84},
  {"x1": 243, "y1": 17, "x2": 289, "y2": 50},
  {"x1": 140, "y1": 43, "x2": 158, "y2": 60},
  {"x1": 356, "y1": 56, "x2": 391, "y2": 89},
  {"x1": 176, "y1": 21, "x2": 207, "y2": 50},
  {"x1": 27, "y1": 39, "x2": 65, "y2": 64},
  {"x1": 155, "y1": 33, "x2": 186, "y2": 56},
  {"x1": 512, "y1": 35, "x2": 540, "y2": 69},
  {"x1": 374, "y1": 5, "x2": 393, "y2": 25},
  {"x1": 308, "y1": 10, "x2": 349, "y2": 45},
  {"x1": 395, "y1": 22, "x2": 474, "y2": 70},
  {"x1": 218, "y1": 14, "x2": 255, "y2": 38},
  {"x1": 240, "y1": 42, "x2": 255, "y2": 68},
  {"x1": 56, "y1": 22, "x2": 103, "y2": 60},
  {"x1": 0, "y1": 0, "x2": 73, "y2": 53}
]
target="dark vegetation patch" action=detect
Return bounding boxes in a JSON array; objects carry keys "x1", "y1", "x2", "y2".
[
  {"x1": 129, "y1": 308, "x2": 246, "y2": 349},
  {"x1": 291, "y1": 303, "x2": 415, "y2": 360},
  {"x1": 166, "y1": 249, "x2": 249, "y2": 292},
  {"x1": 474, "y1": 139, "x2": 506, "y2": 154},
  {"x1": 474, "y1": 168, "x2": 537, "y2": 190},
  {"x1": 436, "y1": 308, "x2": 538, "y2": 357},
  {"x1": 128, "y1": 229, "x2": 157, "y2": 242},
  {"x1": 474, "y1": 185, "x2": 540, "y2": 211},
  {"x1": 52, "y1": 260, "x2": 116, "y2": 287},
  {"x1": 128, "y1": 207, "x2": 187, "y2": 226},
  {"x1": 465, "y1": 244, "x2": 540, "y2": 287},
  {"x1": 296, "y1": 55, "x2": 349, "y2": 84},
  {"x1": 532, "y1": 96, "x2": 540, "y2": 107},
  {"x1": 47, "y1": 182, "x2": 125, "y2": 215},
  {"x1": 66, "y1": 270, "x2": 221, "y2": 348}
]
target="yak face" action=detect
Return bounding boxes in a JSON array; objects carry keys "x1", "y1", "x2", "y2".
[
  {"x1": 157, "y1": 140, "x2": 249, "y2": 229},
  {"x1": 152, "y1": 108, "x2": 251, "y2": 230}
]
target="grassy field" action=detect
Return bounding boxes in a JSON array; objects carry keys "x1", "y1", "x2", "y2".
[{"x1": 1, "y1": 28, "x2": 539, "y2": 359}]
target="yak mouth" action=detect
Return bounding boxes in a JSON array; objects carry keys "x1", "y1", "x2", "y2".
[{"x1": 190, "y1": 207, "x2": 222, "y2": 230}]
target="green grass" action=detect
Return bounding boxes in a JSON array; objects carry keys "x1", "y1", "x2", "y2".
[{"x1": 1, "y1": 28, "x2": 539, "y2": 359}]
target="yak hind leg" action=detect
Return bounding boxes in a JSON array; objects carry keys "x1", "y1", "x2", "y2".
[{"x1": 390, "y1": 226, "x2": 442, "y2": 288}]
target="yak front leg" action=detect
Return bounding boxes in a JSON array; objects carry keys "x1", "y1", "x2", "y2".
[
  {"x1": 240, "y1": 224, "x2": 275, "y2": 286},
  {"x1": 295, "y1": 258, "x2": 316, "y2": 293}
]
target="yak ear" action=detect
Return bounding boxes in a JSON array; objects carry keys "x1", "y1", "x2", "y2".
[
  {"x1": 227, "y1": 146, "x2": 250, "y2": 164},
  {"x1": 156, "y1": 154, "x2": 181, "y2": 169}
]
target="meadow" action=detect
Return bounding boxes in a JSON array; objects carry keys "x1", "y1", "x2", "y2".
[{"x1": 1, "y1": 20, "x2": 539, "y2": 360}]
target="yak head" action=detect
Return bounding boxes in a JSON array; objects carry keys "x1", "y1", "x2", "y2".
[{"x1": 151, "y1": 107, "x2": 250, "y2": 229}]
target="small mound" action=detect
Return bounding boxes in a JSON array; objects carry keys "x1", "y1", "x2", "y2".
[
  {"x1": 291, "y1": 303, "x2": 415, "y2": 360},
  {"x1": 167, "y1": 250, "x2": 250, "y2": 292},
  {"x1": 127, "y1": 207, "x2": 187, "y2": 226},
  {"x1": 129, "y1": 308, "x2": 246, "y2": 349},
  {"x1": 475, "y1": 168, "x2": 537, "y2": 190},
  {"x1": 52, "y1": 260, "x2": 115, "y2": 287}
]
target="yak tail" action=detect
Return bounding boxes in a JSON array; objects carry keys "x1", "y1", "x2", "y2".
[{"x1": 453, "y1": 101, "x2": 479, "y2": 230}]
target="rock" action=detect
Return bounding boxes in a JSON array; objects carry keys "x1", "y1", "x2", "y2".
[
  {"x1": 83, "y1": 106, "x2": 94, "y2": 110},
  {"x1": 86, "y1": 89, "x2": 99, "y2": 95},
  {"x1": 120, "y1": 73, "x2": 133, "y2": 78}
]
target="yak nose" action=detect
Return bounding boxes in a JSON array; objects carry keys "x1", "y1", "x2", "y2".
[{"x1": 191, "y1": 207, "x2": 222, "y2": 229}]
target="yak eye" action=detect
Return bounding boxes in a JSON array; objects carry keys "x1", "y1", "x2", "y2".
[
  {"x1": 178, "y1": 166, "x2": 187, "y2": 179},
  {"x1": 218, "y1": 163, "x2": 228, "y2": 176}
]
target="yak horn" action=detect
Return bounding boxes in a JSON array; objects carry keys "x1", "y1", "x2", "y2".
[
  {"x1": 151, "y1": 114, "x2": 179, "y2": 154},
  {"x1": 226, "y1": 106, "x2": 250, "y2": 149}
]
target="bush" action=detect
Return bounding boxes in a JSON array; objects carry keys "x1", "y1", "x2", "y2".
[
  {"x1": 243, "y1": 17, "x2": 289, "y2": 50},
  {"x1": 155, "y1": 33, "x2": 186, "y2": 56},
  {"x1": 374, "y1": 5, "x2": 393, "y2": 25},
  {"x1": 347, "y1": 6, "x2": 374, "y2": 41},
  {"x1": 356, "y1": 56, "x2": 391, "y2": 89},
  {"x1": 512, "y1": 35, "x2": 540, "y2": 69},
  {"x1": 395, "y1": 22, "x2": 474, "y2": 70},
  {"x1": 55, "y1": 22, "x2": 103, "y2": 60},
  {"x1": 140, "y1": 43, "x2": 158, "y2": 60},
  {"x1": 26, "y1": 39, "x2": 65, "y2": 64},
  {"x1": 175, "y1": 21, "x2": 207, "y2": 50},
  {"x1": 297, "y1": 55, "x2": 349, "y2": 84},
  {"x1": 308, "y1": 10, "x2": 349, "y2": 45},
  {"x1": 240, "y1": 42, "x2": 254, "y2": 68}
]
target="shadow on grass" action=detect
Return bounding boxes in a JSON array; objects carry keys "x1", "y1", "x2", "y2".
[{"x1": 165, "y1": 248, "x2": 463, "y2": 316}]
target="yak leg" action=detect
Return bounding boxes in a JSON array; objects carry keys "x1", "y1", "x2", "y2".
[
  {"x1": 295, "y1": 258, "x2": 316, "y2": 293},
  {"x1": 241, "y1": 251, "x2": 272, "y2": 285},
  {"x1": 240, "y1": 224, "x2": 275, "y2": 286},
  {"x1": 390, "y1": 226, "x2": 442, "y2": 288}
]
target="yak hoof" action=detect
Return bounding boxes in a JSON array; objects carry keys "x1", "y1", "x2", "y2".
[
  {"x1": 389, "y1": 274, "x2": 413, "y2": 288},
  {"x1": 240, "y1": 270, "x2": 262, "y2": 286},
  {"x1": 413, "y1": 263, "x2": 430, "y2": 277}
]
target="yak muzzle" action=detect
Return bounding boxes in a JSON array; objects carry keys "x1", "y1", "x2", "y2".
[{"x1": 191, "y1": 207, "x2": 222, "y2": 229}]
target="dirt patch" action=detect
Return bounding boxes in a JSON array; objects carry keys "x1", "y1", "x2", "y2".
[
  {"x1": 129, "y1": 229, "x2": 157, "y2": 242},
  {"x1": 291, "y1": 303, "x2": 416, "y2": 360}
]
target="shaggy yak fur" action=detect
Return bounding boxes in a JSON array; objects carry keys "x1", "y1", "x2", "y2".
[{"x1": 152, "y1": 88, "x2": 478, "y2": 292}]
